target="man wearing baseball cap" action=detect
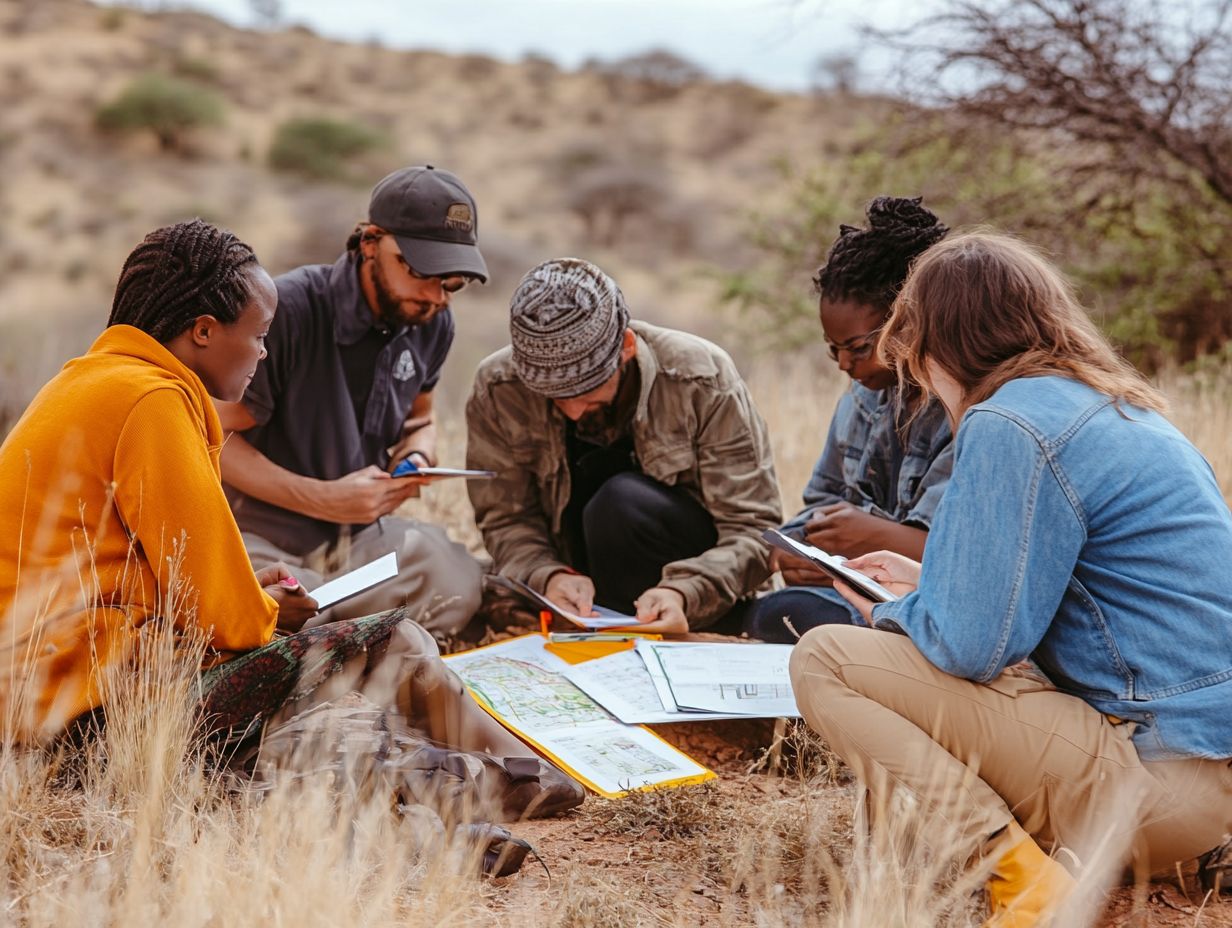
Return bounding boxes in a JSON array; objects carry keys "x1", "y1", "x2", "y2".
[
  {"x1": 217, "y1": 166, "x2": 486, "y2": 636},
  {"x1": 466, "y1": 258, "x2": 783, "y2": 633}
]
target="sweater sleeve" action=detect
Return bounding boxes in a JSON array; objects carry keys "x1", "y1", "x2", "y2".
[{"x1": 113, "y1": 389, "x2": 277, "y2": 651}]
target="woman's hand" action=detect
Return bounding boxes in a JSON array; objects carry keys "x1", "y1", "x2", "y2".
[
  {"x1": 256, "y1": 562, "x2": 319, "y2": 632},
  {"x1": 831, "y1": 550, "x2": 921, "y2": 623}
]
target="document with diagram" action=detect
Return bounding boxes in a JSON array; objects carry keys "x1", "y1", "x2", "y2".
[{"x1": 443, "y1": 635, "x2": 714, "y2": 797}]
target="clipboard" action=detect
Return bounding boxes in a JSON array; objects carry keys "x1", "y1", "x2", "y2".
[{"x1": 761, "y1": 528, "x2": 899, "y2": 603}]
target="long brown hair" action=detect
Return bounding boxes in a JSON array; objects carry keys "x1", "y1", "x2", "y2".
[{"x1": 880, "y1": 231, "x2": 1166, "y2": 416}]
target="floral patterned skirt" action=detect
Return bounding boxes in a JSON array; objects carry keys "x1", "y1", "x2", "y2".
[{"x1": 198, "y1": 608, "x2": 407, "y2": 743}]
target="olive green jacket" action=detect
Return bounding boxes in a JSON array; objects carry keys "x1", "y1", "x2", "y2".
[{"x1": 465, "y1": 322, "x2": 781, "y2": 628}]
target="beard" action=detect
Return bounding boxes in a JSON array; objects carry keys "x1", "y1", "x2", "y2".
[{"x1": 370, "y1": 260, "x2": 441, "y2": 328}]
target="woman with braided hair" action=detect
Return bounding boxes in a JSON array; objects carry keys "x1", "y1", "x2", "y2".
[
  {"x1": 745, "y1": 196, "x2": 953, "y2": 642},
  {"x1": 0, "y1": 220, "x2": 581, "y2": 843}
]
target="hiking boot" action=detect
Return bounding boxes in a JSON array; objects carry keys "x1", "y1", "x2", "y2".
[
  {"x1": 463, "y1": 823, "x2": 537, "y2": 877},
  {"x1": 985, "y1": 822, "x2": 1076, "y2": 927},
  {"x1": 500, "y1": 755, "x2": 586, "y2": 820},
  {"x1": 1199, "y1": 834, "x2": 1232, "y2": 894}
]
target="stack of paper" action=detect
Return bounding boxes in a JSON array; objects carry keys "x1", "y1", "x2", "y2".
[{"x1": 564, "y1": 640, "x2": 801, "y2": 723}]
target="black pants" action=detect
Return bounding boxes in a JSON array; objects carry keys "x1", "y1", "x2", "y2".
[
  {"x1": 741, "y1": 587, "x2": 856, "y2": 642},
  {"x1": 571, "y1": 471, "x2": 718, "y2": 614}
]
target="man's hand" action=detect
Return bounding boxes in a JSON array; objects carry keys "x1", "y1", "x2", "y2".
[
  {"x1": 832, "y1": 550, "x2": 922, "y2": 624},
  {"x1": 315, "y1": 465, "x2": 427, "y2": 524},
  {"x1": 255, "y1": 562, "x2": 319, "y2": 633},
  {"x1": 545, "y1": 571, "x2": 597, "y2": 617},
  {"x1": 804, "y1": 502, "x2": 890, "y2": 556},
  {"x1": 770, "y1": 548, "x2": 834, "y2": 588},
  {"x1": 630, "y1": 587, "x2": 688, "y2": 635},
  {"x1": 386, "y1": 392, "x2": 437, "y2": 473}
]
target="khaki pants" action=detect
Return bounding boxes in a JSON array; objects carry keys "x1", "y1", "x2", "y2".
[
  {"x1": 789, "y1": 625, "x2": 1232, "y2": 874},
  {"x1": 244, "y1": 517, "x2": 483, "y2": 636}
]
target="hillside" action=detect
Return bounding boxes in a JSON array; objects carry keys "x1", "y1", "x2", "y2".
[{"x1": 0, "y1": 0, "x2": 875, "y2": 411}]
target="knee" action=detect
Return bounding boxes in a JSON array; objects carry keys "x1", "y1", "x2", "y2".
[
  {"x1": 582, "y1": 473, "x2": 667, "y2": 546},
  {"x1": 390, "y1": 618, "x2": 442, "y2": 659},
  {"x1": 745, "y1": 594, "x2": 799, "y2": 643},
  {"x1": 789, "y1": 624, "x2": 864, "y2": 690},
  {"x1": 746, "y1": 590, "x2": 854, "y2": 642},
  {"x1": 398, "y1": 524, "x2": 483, "y2": 606}
]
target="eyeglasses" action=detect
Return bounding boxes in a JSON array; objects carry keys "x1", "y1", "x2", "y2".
[
  {"x1": 825, "y1": 325, "x2": 884, "y2": 362},
  {"x1": 408, "y1": 266, "x2": 471, "y2": 294}
]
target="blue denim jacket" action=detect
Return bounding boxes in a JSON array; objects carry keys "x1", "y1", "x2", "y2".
[
  {"x1": 785, "y1": 384, "x2": 954, "y2": 535},
  {"x1": 873, "y1": 376, "x2": 1232, "y2": 760}
]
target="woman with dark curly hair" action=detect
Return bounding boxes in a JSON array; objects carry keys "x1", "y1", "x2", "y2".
[{"x1": 746, "y1": 196, "x2": 952, "y2": 642}]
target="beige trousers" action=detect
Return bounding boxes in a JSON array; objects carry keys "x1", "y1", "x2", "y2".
[
  {"x1": 244, "y1": 516, "x2": 483, "y2": 636},
  {"x1": 789, "y1": 625, "x2": 1232, "y2": 875}
]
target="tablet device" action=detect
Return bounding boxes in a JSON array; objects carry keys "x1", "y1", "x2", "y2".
[{"x1": 391, "y1": 459, "x2": 496, "y2": 479}]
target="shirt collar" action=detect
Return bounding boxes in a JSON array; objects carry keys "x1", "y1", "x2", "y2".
[{"x1": 329, "y1": 252, "x2": 403, "y2": 346}]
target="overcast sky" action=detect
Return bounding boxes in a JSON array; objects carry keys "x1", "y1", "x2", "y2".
[{"x1": 116, "y1": 0, "x2": 922, "y2": 91}]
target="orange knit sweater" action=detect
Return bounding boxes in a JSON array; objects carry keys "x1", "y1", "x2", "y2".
[{"x1": 0, "y1": 325, "x2": 278, "y2": 742}]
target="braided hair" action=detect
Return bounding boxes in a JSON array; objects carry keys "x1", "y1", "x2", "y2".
[
  {"x1": 813, "y1": 196, "x2": 948, "y2": 315},
  {"x1": 108, "y1": 219, "x2": 260, "y2": 342}
]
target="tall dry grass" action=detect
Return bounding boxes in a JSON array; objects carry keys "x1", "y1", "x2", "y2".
[{"x1": 2, "y1": 337, "x2": 1231, "y2": 924}]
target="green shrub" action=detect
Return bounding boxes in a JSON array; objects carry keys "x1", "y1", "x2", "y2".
[
  {"x1": 172, "y1": 55, "x2": 220, "y2": 84},
  {"x1": 95, "y1": 74, "x2": 225, "y2": 152},
  {"x1": 267, "y1": 116, "x2": 388, "y2": 182}
]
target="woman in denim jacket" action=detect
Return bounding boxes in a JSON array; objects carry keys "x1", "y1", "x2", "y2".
[
  {"x1": 746, "y1": 196, "x2": 953, "y2": 642},
  {"x1": 789, "y1": 232, "x2": 1232, "y2": 925}
]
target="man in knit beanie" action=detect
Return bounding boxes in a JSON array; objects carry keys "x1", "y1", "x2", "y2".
[{"x1": 466, "y1": 258, "x2": 782, "y2": 634}]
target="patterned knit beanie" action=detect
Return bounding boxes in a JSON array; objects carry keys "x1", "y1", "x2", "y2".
[{"x1": 509, "y1": 258, "x2": 630, "y2": 398}]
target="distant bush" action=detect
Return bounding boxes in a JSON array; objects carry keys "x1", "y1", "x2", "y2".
[
  {"x1": 95, "y1": 74, "x2": 225, "y2": 152},
  {"x1": 267, "y1": 116, "x2": 389, "y2": 181},
  {"x1": 591, "y1": 48, "x2": 708, "y2": 103},
  {"x1": 172, "y1": 55, "x2": 220, "y2": 84},
  {"x1": 99, "y1": 7, "x2": 126, "y2": 31}
]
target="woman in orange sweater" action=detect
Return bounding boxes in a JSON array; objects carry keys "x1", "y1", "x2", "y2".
[{"x1": 0, "y1": 220, "x2": 580, "y2": 829}]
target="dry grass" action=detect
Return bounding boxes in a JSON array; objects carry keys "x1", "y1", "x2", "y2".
[
  {"x1": 3, "y1": 316, "x2": 1232, "y2": 926},
  {"x1": 3, "y1": 5, "x2": 1232, "y2": 926}
]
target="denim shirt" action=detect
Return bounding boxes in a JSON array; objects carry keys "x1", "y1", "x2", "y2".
[
  {"x1": 783, "y1": 384, "x2": 954, "y2": 536},
  {"x1": 873, "y1": 376, "x2": 1232, "y2": 761}
]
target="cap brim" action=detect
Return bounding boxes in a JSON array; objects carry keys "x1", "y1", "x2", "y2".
[{"x1": 392, "y1": 235, "x2": 488, "y2": 283}]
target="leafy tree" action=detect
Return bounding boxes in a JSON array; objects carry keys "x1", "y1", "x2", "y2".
[
  {"x1": 95, "y1": 74, "x2": 225, "y2": 153},
  {"x1": 880, "y1": 0, "x2": 1232, "y2": 361}
]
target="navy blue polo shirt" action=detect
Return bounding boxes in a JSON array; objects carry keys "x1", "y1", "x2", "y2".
[{"x1": 226, "y1": 252, "x2": 454, "y2": 555}]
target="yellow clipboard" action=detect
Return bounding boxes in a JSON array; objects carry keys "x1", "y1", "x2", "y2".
[{"x1": 444, "y1": 634, "x2": 715, "y2": 798}]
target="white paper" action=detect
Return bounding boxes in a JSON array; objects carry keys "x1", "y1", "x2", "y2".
[
  {"x1": 443, "y1": 636, "x2": 710, "y2": 793},
  {"x1": 643, "y1": 642, "x2": 801, "y2": 718},
  {"x1": 308, "y1": 552, "x2": 399, "y2": 610},
  {"x1": 508, "y1": 578, "x2": 634, "y2": 630},
  {"x1": 563, "y1": 649, "x2": 750, "y2": 724}
]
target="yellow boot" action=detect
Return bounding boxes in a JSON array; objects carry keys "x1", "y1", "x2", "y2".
[{"x1": 985, "y1": 822, "x2": 1076, "y2": 927}]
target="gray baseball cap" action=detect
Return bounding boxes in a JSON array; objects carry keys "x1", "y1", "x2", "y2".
[{"x1": 367, "y1": 165, "x2": 488, "y2": 282}]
